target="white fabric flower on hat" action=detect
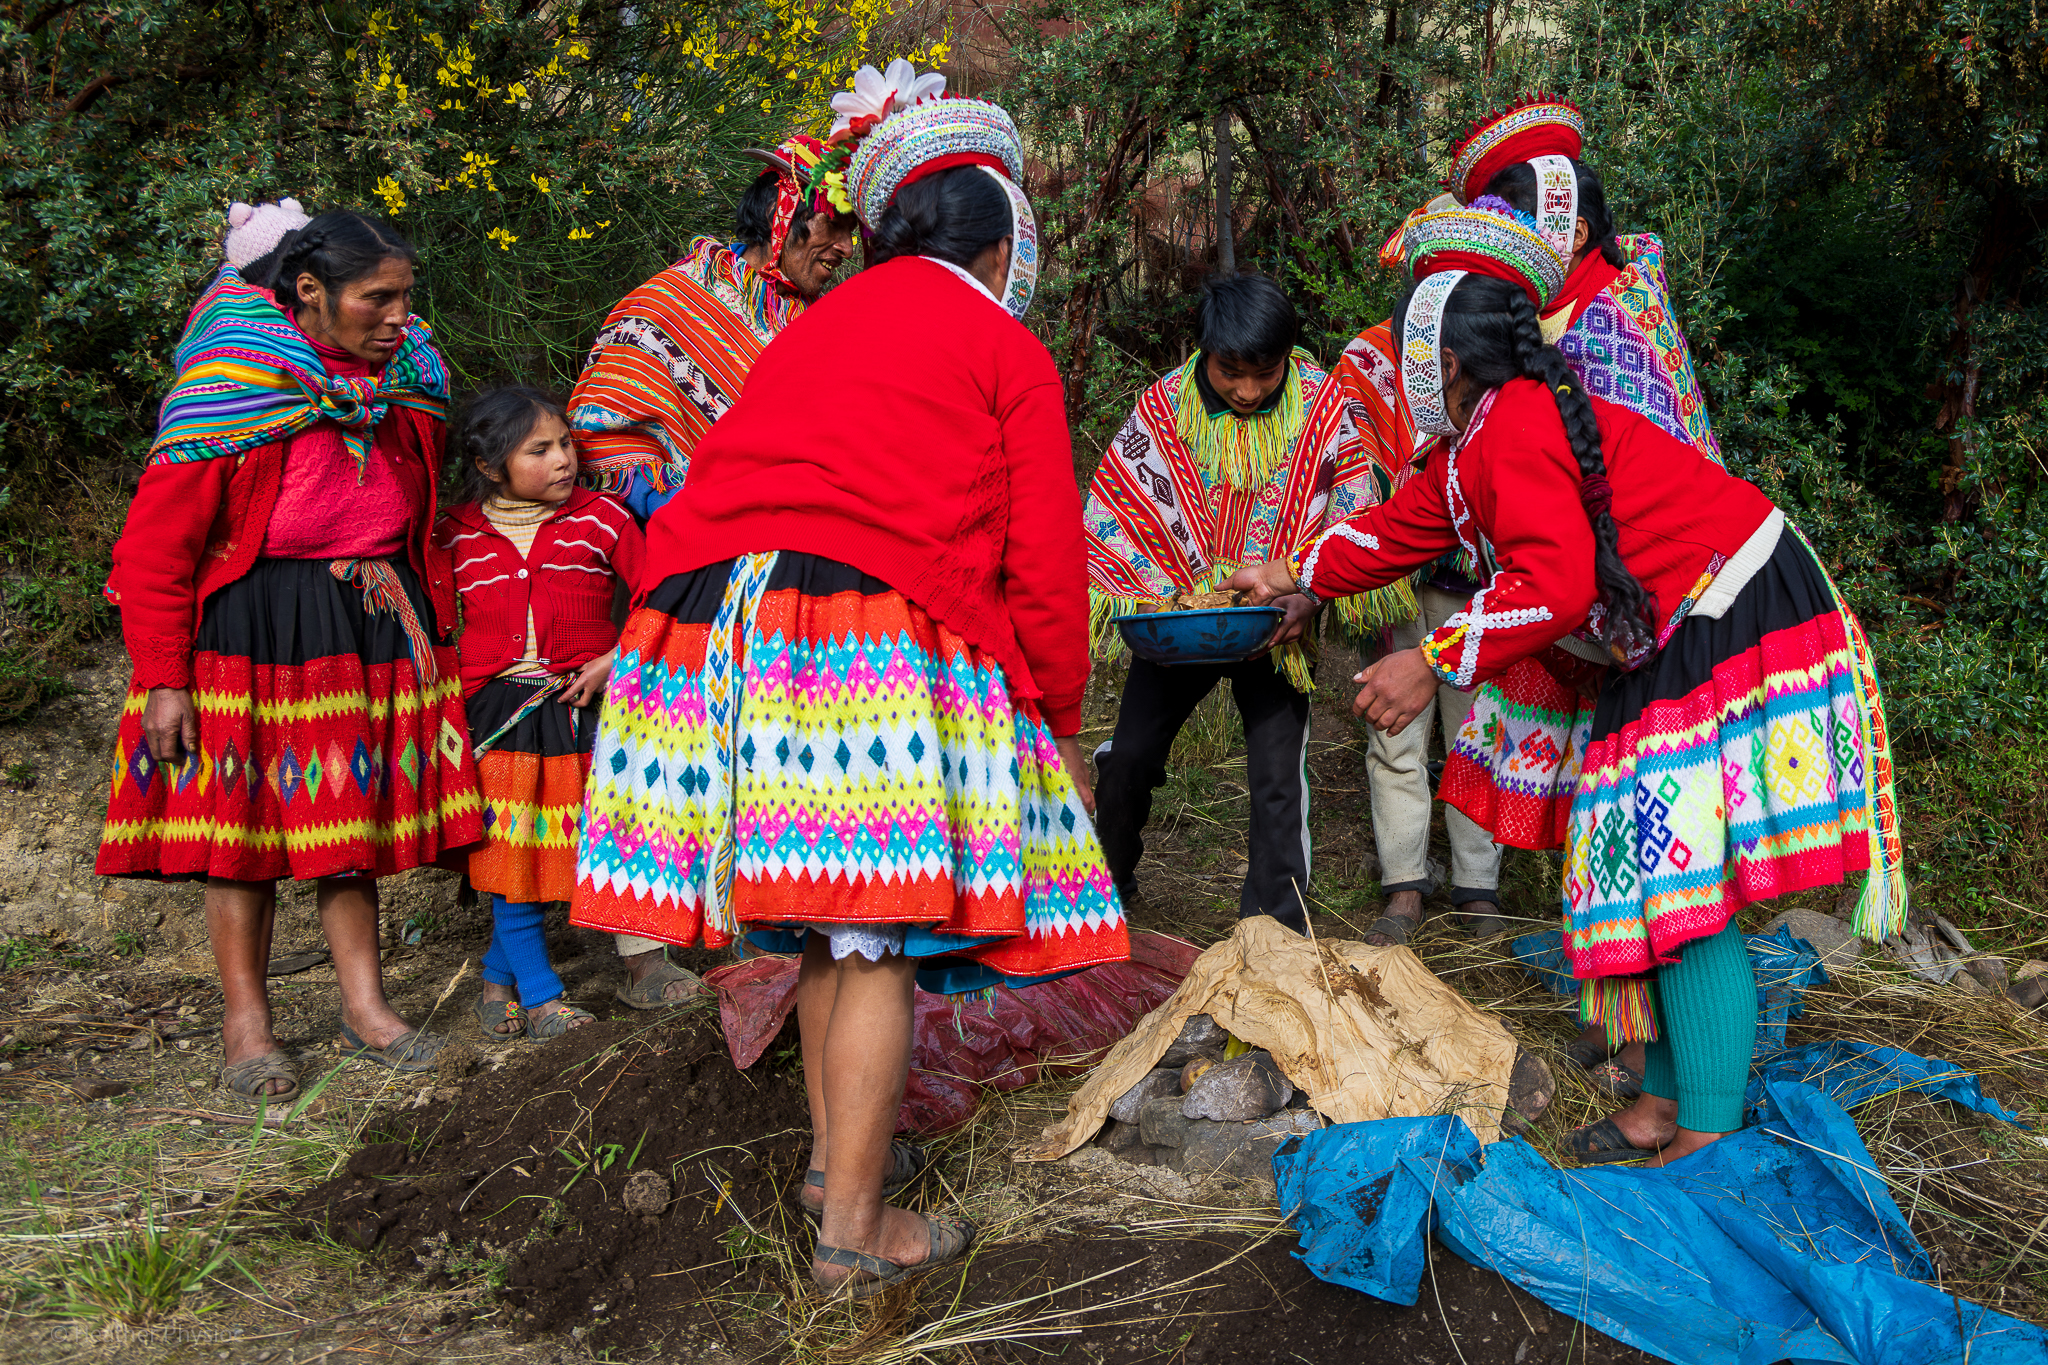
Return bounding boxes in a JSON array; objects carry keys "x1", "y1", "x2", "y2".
[{"x1": 829, "y1": 58, "x2": 945, "y2": 136}]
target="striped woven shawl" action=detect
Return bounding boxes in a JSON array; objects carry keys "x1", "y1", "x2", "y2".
[
  {"x1": 568, "y1": 237, "x2": 802, "y2": 496},
  {"x1": 148, "y1": 266, "x2": 449, "y2": 479}
]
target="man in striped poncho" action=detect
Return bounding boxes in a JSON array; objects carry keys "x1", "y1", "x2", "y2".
[{"x1": 568, "y1": 134, "x2": 856, "y2": 521}]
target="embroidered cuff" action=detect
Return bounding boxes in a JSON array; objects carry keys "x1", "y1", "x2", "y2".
[
  {"x1": 126, "y1": 634, "x2": 194, "y2": 691},
  {"x1": 1295, "y1": 523, "x2": 1382, "y2": 602}
]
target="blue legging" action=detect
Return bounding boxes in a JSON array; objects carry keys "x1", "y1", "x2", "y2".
[{"x1": 479, "y1": 896, "x2": 565, "y2": 1008}]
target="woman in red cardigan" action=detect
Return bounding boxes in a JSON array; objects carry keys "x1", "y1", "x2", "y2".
[
  {"x1": 569, "y1": 72, "x2": 1126, "y2": 1295},
  {"x1": 1233, "y1": 202, "x2": 1905, "y2": 1169},
  {"x1": 97, "y1": 211, "x2": 481, "y2": 1102}
]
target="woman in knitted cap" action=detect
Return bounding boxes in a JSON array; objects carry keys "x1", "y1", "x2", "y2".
[
  {"x1": 98, "y1": 209, "x2": 479, "y2": 1103},
  {"x1": 1231, "y1": 201, "x2": 1905, "y2": 1166},
  {"x1": 568, "y1": 61, "x2": 1126, "y2": 1294}
]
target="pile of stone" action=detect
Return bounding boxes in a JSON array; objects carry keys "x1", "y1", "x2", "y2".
[{"x1": 1092, "y1": 1013, "x2": 1324, "y2": 1183}]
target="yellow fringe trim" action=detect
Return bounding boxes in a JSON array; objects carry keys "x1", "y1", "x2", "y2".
[
  {"x1": 1173, "y1": 349, "x2": 1313, "y2": 490},
  {"x1": 1330, "y1": 578, "x2": 1420, "y2": 641}
]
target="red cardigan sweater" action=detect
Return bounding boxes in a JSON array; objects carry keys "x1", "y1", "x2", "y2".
[
  {"x1": 434, "y1": 488, "x2": 644, "y2": 698},
  {"x1": 643, "y1": 256, "x2": 1090, "y2": 735},
  {"x1": 108, "y1": 406, "x2": 453, "y2": 691},
  {"x1": 1296, "y1": 379, "x2": 1776, "y2": 689}
]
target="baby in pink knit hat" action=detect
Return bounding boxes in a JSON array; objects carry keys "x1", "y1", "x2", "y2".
[{"x1": 222, "y1": 198, "x2": 310, "y2": 282}]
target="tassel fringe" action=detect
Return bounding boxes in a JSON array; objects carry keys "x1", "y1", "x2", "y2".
[
  {"x1": 1581, "y1": 976, "x2": 1657, "y2": 1048},
  {"x1": 1173, "y1": 350, "x2": 1311, "y2": 490}
]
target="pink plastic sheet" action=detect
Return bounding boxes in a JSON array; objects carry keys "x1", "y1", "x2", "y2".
[{"x1": 704, "y1": 932, "x2": 1199, "y2": 1134}]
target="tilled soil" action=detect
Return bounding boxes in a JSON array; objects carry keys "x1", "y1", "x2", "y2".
[{"x1": 294, "y1": 1011, "x2": 810, "y2": 1354}]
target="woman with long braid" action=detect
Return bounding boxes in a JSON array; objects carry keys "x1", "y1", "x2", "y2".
[{"x1": 1231, "y1": 201, "x2": 1905, "y2": 1165}]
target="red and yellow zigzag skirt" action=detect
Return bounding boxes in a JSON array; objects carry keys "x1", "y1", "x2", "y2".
[{"x1": 97, "y1": 558, "x2": 482, "y2": 882}]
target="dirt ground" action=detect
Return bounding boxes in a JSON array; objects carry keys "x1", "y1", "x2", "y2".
[{"x1": 1, "y1": 638, "x2": 2044, "y2": 1364}]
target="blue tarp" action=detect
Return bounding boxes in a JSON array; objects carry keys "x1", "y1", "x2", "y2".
[
  {"x1": 1745, "y1": 1040, "x2": 2029, "y2": 1127},
  {"x1": 1511, "y1": 925, "x2": 1831, "y2": 1057},
  {"x1": 1275, "y1": 1076, "x2": 2048, "y2": 1364}
]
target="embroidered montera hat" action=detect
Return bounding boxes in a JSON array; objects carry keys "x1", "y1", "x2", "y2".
[{"x1": 1445, "y1": 93, "x2": 1585, "y2": 206}]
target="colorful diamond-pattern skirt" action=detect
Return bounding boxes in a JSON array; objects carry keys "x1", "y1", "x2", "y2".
[
  {"x1": 97, "y1": 558, "x2": 483, "y2": 882},
  {"x1": 467, "y1": 678, "x2": 597, "y2": 903},
  {"x1": 1442, "y1": 531, "x2": 1905, "y2": 984},
  {"x1": 569, "y1": 552, "x2": 1129, "y2": 983}
]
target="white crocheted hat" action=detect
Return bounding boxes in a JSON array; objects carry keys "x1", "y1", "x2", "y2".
[{"x1": 844, "y1": 97, "x2": 1025, "y2": 233}]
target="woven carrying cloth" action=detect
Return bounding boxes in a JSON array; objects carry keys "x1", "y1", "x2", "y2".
[
  {"x1": 1563, "y1": 533, "x2": 1905, "y2": 1042},
  {"x1": 149, "y1": 266, "x2": 448, "y2": 481},
  {"x1": 1082, "y1": 353, "x2": 1413, "y2": 691},
  {"x1": 569, "y1": 553, "x2": 1128, "y2": 984},
  {"x1": 568, "y1": 238, "x2": 801, "y2": 498},
  {"x1": 467, "y1": 678, "x2": 596, "y2": 903},
  {"x1": 96, "y1": 557, "x2": 481, "y2": 881}
]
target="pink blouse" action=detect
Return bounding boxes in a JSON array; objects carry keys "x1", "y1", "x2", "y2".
[{"x1": 259, "y1": 327, "x2": 411, "y2": 559}]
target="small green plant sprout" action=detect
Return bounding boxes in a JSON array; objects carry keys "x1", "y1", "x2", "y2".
[
  {"x1": 1, "y1": 759, "x2": 37, "y2": 790},
  {"x1": 32, "y1": 1207, "x2": 244, "y2": 1325},
  {"x1": 556, "y1": 1140, "x2": 626, "y2": 1195},
  {"x1": 109, "y1": 931, "x2": 144, "y2": 958}
]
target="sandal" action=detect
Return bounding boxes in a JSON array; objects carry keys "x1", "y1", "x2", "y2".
[
  {"x1": 813, "y1": 1213, "x2": 976, "y2": 1300},
  {"x1": 1562, "y1": 1116, "x2": 1661, "y2": 1165},
  {"x1": 1365, "y1": 911, "x2": 1423, "y2": 947},
  {"x1": 1585, "y1": 1058, "x2": 1644, "y2": 1100},
  {"x1": 339, "y1": 1022, "x2": 446, "y2": 1072},
  {"x1": 219, "y1": 1049, "x2": 300, "y2": 1106},
  {"x1": 473, "y1": 996, "x2": 526, "y2": 1041},
  {"x1": 797, "y1": 1140, "x2": 929, "y2": 1215},
  {"x1": 615, "y1": 950, "x2": 706, "y2": 1010},
  {"x1": 1561, "y1": 1034, "x2": 1614, "y2": 1072},
  {"x1": 526, "y1": 1000, "x2": 595, "y2": 1040},
  {"x1": 1454, "y1": 898, "x2": 1509, "y2": 938}
]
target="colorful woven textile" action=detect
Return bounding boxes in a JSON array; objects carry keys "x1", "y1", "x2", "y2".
[
  {"x1": 1562, "y1": 535, "x2": 1904, "y2": 1039},
  {"x1": 568, "y1": 238, "x2": 801, "y2": 497},
  {"x1": 149, "y1": 266, "x2": 448, "y2": 481},
  {"x1": 468, "y1": 678, "x2": 593, "y2": 903},
  {"x1": 1083, "y1": 354, "x2": 1412, "y2": 690},
  {"x1": 570, "y1": 553, "x2": 1128, "y2": 982},
  {"x1": 96, "y1": 558, "x2": 481, "y2": 881},
  {"x1": 1447, "y1": 92, "x2": 1586, "y2": 203},
  {"x1": 1442, "y1": 232, "x2": 1727, "y2": 843},
  {"x1": 1547, "y1": 235, "x2": 1721, "y2": 466}
]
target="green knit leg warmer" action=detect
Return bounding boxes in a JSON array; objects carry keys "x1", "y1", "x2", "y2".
[{"x1": 1639, "y1": 921, "x2": 1756, "y2": 1133}]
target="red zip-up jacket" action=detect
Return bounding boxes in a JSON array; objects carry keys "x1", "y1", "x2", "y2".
[
  {"x1": 433, "y1": 487, "x2": 644, "y2": 698},
  {"x1": 107, "y1": 407, "x2": 454, "y2": 691},
  {"x1": 642, "y1": 256, "x2": 1090, "y2": 735}
]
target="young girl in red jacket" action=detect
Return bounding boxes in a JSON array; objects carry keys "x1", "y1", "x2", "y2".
[
  {"x1": 1234, "y1": 201, "x2": 1906, "y2": 1169},
  {"x1": 436, "y1": 388, "x2": 644, "y2": 1040}
]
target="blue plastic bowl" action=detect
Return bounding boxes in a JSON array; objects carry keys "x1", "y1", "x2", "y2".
[{"x1": 1110, "y1": 606, "x2": 1284, "y2": 666}]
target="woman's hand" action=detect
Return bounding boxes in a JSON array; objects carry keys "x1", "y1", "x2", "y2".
[
  {"x1": 1054, "y1": 734, "x2": 1096, "y2": 817},
  {"x1": 563, "y1": 655, "x2": 613, "y2": 709},
  {"x1": 1223, "y1": 560, "x2": 1300, "y2": 605},
  {"x1": 1261, "y1": 593, "x2": 1317, "y2": 651},
  {"x1": 1351, "y1": 648, "x2": 1442, "y2": 735},
  {"x1": 142, "y1": 687, "x2": 200, "y2": 766}
]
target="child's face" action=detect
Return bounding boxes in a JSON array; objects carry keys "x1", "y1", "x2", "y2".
[{"x1": 485, "y1": 410, "x2": 577, "y2": 503}]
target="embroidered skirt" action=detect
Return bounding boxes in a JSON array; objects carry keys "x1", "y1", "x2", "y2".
[
  {"x1": 1439, "y1": 533, "x2": 1904, "y2": 1026},
  {"x1": 467, "y1": 678, "x2": 597, "y2": 903},
  {"x1": 97, "y1": 557, "x2": 482, "y2": 882},
  {"x1": 569, "y1": 552, "x2": 1129, "y2": 985}
]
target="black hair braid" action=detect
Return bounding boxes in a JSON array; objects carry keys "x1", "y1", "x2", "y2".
[
  {"x1": 1500, "y1": 291, "x2": 1656, "y2": 655},
  {"x1": 271, "y1": 227, "x2": 327, "y2": 309}
]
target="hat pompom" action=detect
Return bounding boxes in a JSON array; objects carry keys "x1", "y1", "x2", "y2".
[{"x1": 227, "y1": 202, "x2": 254, "y2": 228}]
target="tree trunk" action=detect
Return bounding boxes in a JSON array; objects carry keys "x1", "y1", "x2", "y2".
[
  {"x1": 1934, "y1": 187, "x2": 2041, "y2": 522},
  {"x1": 1059, "y1": 105, "x2": 1154, "y2": 416},
  {"x1": 1214, "y1": 107, "x2": 1236, "y2": 275}
]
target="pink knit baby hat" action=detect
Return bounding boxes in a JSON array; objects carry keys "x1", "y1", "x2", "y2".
[{"x1": 223, "y1": 198, "x2": 310, "y2": 268}]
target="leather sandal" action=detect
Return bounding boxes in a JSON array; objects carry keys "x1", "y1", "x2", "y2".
[
  {"x1": 797, "y1": 1140, "x2": 929, "y2": 1216},
  {"x1": 813, "y1": 1214, "x2": 976, "y2": 1300},
  {"x1": 339, "y1": 1022, "x2": 446, "y2": 1072},
  {"x1": 1584, "y1": 1057, "x2": 1645, "y2": 1099},
  {"x1": 1562, "y1": 1116, "x2": 1661, "y2": 1165},
  {"x1": 219, "y1": 1049, "x2": 299, "y2": 1106},
  {"x1": 1365, "y1": 911, "x2": 1422, "y2": 947},
  {"x1": 473, "y1": 996, "x2": 525, "y2": 1041},
  {"x1": 615, "y1": 950, "x2": 706, "y2": 1010},
  {"x1": 526, "y1": 999, "x2": 595, "y2": 1040}
]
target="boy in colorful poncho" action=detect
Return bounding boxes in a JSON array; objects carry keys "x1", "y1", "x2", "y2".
[{"x1": 1085, "y1": 274, "x2": 1412, "y2": 933}]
